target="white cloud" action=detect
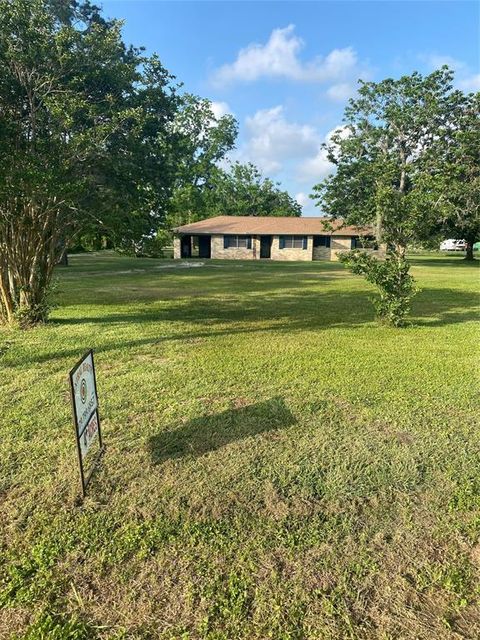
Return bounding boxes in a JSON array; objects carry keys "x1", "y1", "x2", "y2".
[
  {"x1": 212, "y1": 25, "x2": 359, "y2": 87},
  {"x1": 422, "y1": 54, "x2": 465, "y2": 72},
  {"x1": 421, "y1": 53, "x2": 480, "y2": 93},
  {"x1": 295, "y1": 192, "x2": 310, "y2": 208},
  {"x1": 233, "y1": 106, "x2": 350, "y2": 185},
  {"x1": 238, "y1": 105, "x2": 320, "y2": 174},
  {"x1": 298, "y1": 125, "x2": 350, "y2": 182},
  {"x1": 326, "y1": 82, "x2": 357, "y2": 102},
  {"x1": 457, "y1": 74, "x2": 480, "y2": 93},
  {"x1": 210, "y1": 101, "x2": 232, "y2": 119}
]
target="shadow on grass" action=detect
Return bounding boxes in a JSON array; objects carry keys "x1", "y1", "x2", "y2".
[
  {"x1": 5, "y1": 286, "x2": 478, "y2": 369},
  {"x1": 411, "y1": 288, "x2": 479, "y2": 326},
  {"x1": 52, "y1": 286, "x2": 479, "y2": 329},
  {"x1": 148, "y1": 397, "x2": 295, "y2": 464},
  {"x1": 409, "y1": 256, "x2": 479, "y2": 267}
]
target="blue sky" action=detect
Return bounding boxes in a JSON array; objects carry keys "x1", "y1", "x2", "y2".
[{"x1": 102, "y1": 1, "x2": 479, "y2": 215}]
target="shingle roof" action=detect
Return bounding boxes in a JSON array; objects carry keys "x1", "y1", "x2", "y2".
[{"x1": 173, "y1": 216, "x2": 373, "y2": 236}]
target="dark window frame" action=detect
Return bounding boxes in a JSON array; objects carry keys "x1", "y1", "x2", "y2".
[
  {"x1": 279, "y1": 235, "x2": 308, "y2": 250},
  {"x1": 223, "y1": 235, "x2": 252, "y2": 249},
  {"x1": 352, "y1": 236, "x2": 378, "y2": 250}
]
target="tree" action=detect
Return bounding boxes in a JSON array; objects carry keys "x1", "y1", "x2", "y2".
[
  {"x1": 312, "y1": 68, "x2": 460, "y2": 325},
  {"x1": 0, "y1": 0, "x2": 178, "y2": 326},
  {"x1": 168, "y1": 94, "x2": 238, "y2": 227},
  {"x1": 419, "y1": 91, "x2": 480, "y2": 260},
  {"x1": 205, "y1": 162, "x2": 302, "y2": 217}
]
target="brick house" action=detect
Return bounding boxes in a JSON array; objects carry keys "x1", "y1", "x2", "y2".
[{"x1": 173, "y1": 216, "x2": 384, "y2": 261}]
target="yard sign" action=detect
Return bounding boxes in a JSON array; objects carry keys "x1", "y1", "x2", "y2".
[{"x1": 69, "y1": 350, "x2": 104, "y2": 496}]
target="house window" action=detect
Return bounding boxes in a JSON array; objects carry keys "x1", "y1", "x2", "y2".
[
  {"x1": 279, "y1": 236, "x2": 307, "y2": 249},
  {"x1": 224, "y1": 235, "x2": 252, "y2": 249},
  {"x1": 313, "y1": 235, "x2": 331, "y2": 248},
  {"x1": 352, "y1": 236, "x2": 378, "y2": 250}
]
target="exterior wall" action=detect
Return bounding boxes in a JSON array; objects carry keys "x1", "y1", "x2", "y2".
[
  {"x1": 175, "y1": 233, "x2": 386, "y2": 261},
  {"x1": 330, "y1": 237, "x2": 387, "y2": 261},
  {"x1": 173, "y1": 236, "x2": 181, "y2": 259},
  {"x1": 210, "y1": 234, "x2": 255, "y2": 260},
  {"x1": 269, "y1": 235, "x2": 313, "y2": 261},
  {"x1": 312, "y1": 246, "x2": 331, "y2": 261},
  {"x1": 330, "y1": 236, "x2": 353, "y2": 261},
  {"x1": 253, "y1": 236, "x2": 261, "y2": 259}
]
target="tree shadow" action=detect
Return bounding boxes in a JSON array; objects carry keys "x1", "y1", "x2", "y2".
[
  {"x1": 4, "y1": 286, "x2": 478, "y2": 370},
  {"x1": 408, "y1": 256, "x2": 479, "y2": 267},
  {"x1": 148, "y1": 397, "x2": 296, "y2": 464},
  {"x1": 51, "y1": 286, "x2": 479, "y2": 330},
  {"x1": 411, "y1": 288, "x2": 479, "y2": 326}
]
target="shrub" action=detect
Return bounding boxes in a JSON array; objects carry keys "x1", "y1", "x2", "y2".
[{"x1": 339, "y1": 251, "x2": 417, "y2": 327}]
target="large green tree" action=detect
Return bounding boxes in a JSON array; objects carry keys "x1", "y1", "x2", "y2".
[
  {"x1": 205, "y1": 162, "x2": 301, "y2": 217},
  {"x1": 419, "y1": 90, "x2": 480, "y2": 260},
  {"x1": 312, "y1": 68, "x2": 464, "y2": 325},
  {"x1": 166, "y1": 98, "x2": 300, "y2": 227},
  {"x1": 168, "y1": 95, "x2": 238, "y2": 227},
  {"x1": 0, "y1": 0, "x2": 178, "y2": 325}
]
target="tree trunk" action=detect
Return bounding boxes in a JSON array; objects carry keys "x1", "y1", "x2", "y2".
[
  {"x1": 0, "y1": 203, "x2": 63, "y2": 327},
  {"x1": 465, "y1": 241, "x2": 475, "y2": 261},
  {"x1": 58, "y1": 248, "x2": 69, "y2": 266}
]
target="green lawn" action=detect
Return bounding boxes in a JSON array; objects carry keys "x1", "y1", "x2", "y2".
[{"x1": 1, "y1": 252, "x2": 479, "y2": 639}]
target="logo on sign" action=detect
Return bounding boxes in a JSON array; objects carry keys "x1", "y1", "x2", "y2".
[{"x1": 80, "y1": 379, "x2": 87, "y2": 404}]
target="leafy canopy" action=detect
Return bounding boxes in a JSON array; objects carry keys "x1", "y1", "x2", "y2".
[
  {"x1": 204, "y1": 162, "x2": 302, "y2": 218},
  {"x1": 311, "y1": 68, "x2": 471, "y2": 326},
  {"x1": 312, "y1": 68, "x2": 462, "y2": 251},
  {"x1": 0, "y1": 0, "x2": 178, "y2": 323}
]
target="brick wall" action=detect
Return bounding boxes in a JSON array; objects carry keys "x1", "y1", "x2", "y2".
[
  {"x1": 270, "y1": 235, "x2": 313, "y2": 261},
  {"x1": 173, "y1": 237, "x2": 181, "y2": 259},
  {"x1": 330, "y1": 237, "x2": 387, "y2": 261},
  {"x1": 312, "y1": 246, "x2": 331, "y2": 261},
  {"x1": 175, "y1": 233, "x2": 386, "y2": 261},
  {"x1": 330, "y1": 236, "x2": 352, "y2": 261},
  {"x1": 211, "y1": 234, "x2": 255, "y2": 259}
]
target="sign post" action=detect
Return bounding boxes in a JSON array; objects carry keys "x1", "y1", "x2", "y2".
[{"x1": 69, "y1": 350, "x2": 104, "y2": 497}]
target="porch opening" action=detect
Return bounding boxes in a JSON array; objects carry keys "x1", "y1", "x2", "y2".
[{"x1": 260, "y1": 235, "x2": 272, "y2": 259}]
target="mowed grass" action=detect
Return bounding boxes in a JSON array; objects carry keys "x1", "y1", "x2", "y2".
[{"x1": 1, "y1": 251, "x2": 479, "y2": 639}]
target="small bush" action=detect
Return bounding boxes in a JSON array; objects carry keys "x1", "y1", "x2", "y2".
[{"x1": 339, "y1": 250, "x2": 417, "y2": 327}]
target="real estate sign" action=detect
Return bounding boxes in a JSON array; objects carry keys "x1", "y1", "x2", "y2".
[{"x1": 69, "y1": 350, "x2": 103, "y2": 496}]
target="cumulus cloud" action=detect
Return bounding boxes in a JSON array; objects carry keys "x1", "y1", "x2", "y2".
[
  {"x1": 326, "y1": 82, "x2": 357, "y2": 102},
  {"x1": 210, "y1": 101, "x2": 232, "y2": 119},
  {"x1": 422, "y1": 53, "x2": 465, "y2": 71},
  {"x1": 457, "y1": 74, "x2": 480, "y2": 92},
  {"x1": 299, "y1": 149, "x2": 333, "y2": 182},
  {"x1": 238, "y1": 105, "x2": 320, "y2": 174},
  {"x1": 233, "y1": 105, "x2": 350, "y2": 185},
  {"x1": 298, "y1": 125, "x2": 350, "y2": 182},
  {"x1": 211, "y1": 25, "x2": 359, "y2": 87}
]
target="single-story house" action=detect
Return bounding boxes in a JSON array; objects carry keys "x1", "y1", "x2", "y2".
[{"x1": 173, "y1": 216, "x2": 384, "y2": 261}]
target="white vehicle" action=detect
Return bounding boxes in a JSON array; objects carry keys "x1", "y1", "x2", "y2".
[{"x1": 440, "y1": 239, "x2": 467, "y2": 251}]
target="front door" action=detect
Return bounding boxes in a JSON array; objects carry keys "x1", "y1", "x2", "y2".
[
  {"x1": 198, "y1": 235, "x2": 211, "y2": 259},
  {"x1": 260, "y1": 235, "x2": 272, "y2": 259}
]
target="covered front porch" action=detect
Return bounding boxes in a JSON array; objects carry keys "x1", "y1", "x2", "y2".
[{"x1": 177, "y1": 234, "x2": 212, "y2": 259}]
